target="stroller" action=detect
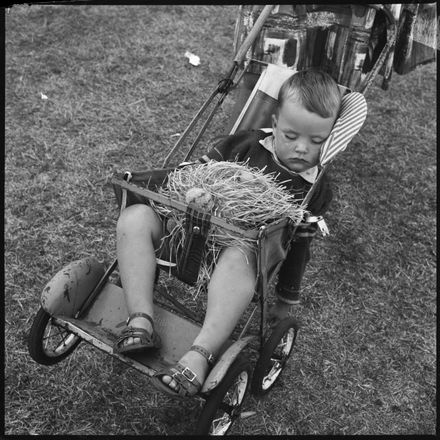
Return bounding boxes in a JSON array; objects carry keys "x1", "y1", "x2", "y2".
[{"x1": 27, "y1": 4, "x2": 396, "y2": 435}]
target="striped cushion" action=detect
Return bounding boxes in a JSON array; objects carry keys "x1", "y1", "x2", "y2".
[{"x1": 319, "y1": 92, "x2": 368, "y2": 166}]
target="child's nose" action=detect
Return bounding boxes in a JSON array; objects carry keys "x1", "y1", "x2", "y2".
[{"x1": 293, "y1": 139, "x2": 308, "y2": 153}]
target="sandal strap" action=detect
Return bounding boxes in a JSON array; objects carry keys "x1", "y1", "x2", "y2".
[
  {"x1": 116, "y1": 326, "x2": 157, "y2": 346},
  {"x1": 170, "y1": 363, "x2": 202, "y2": 396},
  {"x1": 126, "y1": 312, "x2": 154, "y2": 327},
  {"x1": 189, "y1": 345, "x2": 215, "y2": 366}
]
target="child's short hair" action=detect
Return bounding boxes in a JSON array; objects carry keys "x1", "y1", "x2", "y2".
[{"x1": 277, "y1": 69, "x2": 342, "y2": 119}]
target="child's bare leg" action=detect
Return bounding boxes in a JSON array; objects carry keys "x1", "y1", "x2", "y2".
[
  {"x1": 116, "y1": 204, "x2": 162, "y2": 348},
  {"x1": 161, "y1": 246, "x2": 256, "y2": 391}
]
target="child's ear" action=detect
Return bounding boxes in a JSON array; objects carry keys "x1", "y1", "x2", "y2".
[{"x1": 271, "y1": 114, "x2": 277, "y2": 130}]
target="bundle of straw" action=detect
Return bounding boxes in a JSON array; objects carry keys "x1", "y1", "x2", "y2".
[{"x1": 152, "y1": 160, "x2": 306, "y2": 293}]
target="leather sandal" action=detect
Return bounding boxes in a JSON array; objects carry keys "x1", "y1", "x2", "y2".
[
  {"x1": 114, "y1": 312, "x2": 161, "y2": 354},
  {"x1": 151, "y1": 345, "x2": 215, "y2": 398}
]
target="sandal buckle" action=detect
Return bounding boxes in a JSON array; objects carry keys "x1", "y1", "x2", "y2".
[{"x1": 181, "y1": 367, "x2": 197, "y2": 382}]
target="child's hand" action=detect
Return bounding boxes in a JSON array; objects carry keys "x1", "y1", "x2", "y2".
[{"x1": 267, "y1": 300, "x2": 296, "y2": 329}]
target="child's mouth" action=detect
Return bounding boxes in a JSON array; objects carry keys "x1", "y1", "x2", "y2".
[{"x1": 289, "y1": 158, "x2": 308, "y2": 164}]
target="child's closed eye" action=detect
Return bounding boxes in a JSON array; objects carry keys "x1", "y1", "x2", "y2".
[{"x1": 285, "y1": 134, "x2": 297, "y2": 141}]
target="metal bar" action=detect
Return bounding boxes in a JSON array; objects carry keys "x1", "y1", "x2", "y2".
[
  {"x1": 299, "y1": 166, "x2": 328, "y2": 211},
  {"x1": 161, "y1": 64, "x2": 238, "y2": 168},
  {"x1": 254, "y1": 225, "x2": 268, "y2": 350},
  {"x1": 162, "y1": 88, "x2": 219, "y2": 168},
  {"x1": 74, "y1": 258, "x2": 119, "y2": 318},
  {"x1": 54, "y1": 318, "x2": 156, "y2": 376},
  {"x1": 111, "y1": 178, "x2": 259, "y2": 239},
  {"x1": 182, "y1": 64, "x2": 239, "y2": 162},
  {"x1": 155, "y1": 285, "x2": 202, "y2": 324},
  {"x1": 233, "y1": 5, "x2": 275, "y2": 65},
  {"x1": 360, "y1": 33, "x2": 397, "y2": 94},
  {"x1": 358, "y1": 4, "x2": 398, "y2": 94},
  {"x1": 237, "y1": 304, "x2": 259, "y2": 340},
  {"x1": 230, "y1": 59, "x2": 250, "y2": 89},
  {"x1": 182, "y1": 95, "x2": 225, "y2": 162}
]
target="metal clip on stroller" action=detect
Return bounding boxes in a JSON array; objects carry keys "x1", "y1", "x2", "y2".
[{"x1": 28, "y1": 5, "x2": 395, "y2": 435}]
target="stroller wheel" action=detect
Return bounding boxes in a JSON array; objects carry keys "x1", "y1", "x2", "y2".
[
  {"x1": 251, "y1": 317, "x2": 299, "y2": 396},
  {"x1": 28, "y1": 307, "x2": 81, "y2": 365},
  {"x1": 195, "y1": 354, "x2": 251, "y2": 435}
]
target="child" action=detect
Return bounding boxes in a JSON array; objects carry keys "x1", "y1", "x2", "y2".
[{"x1": 114, "y1": 69, "x2": 341, "y2": 398}]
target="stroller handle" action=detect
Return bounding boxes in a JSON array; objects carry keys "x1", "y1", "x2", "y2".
[{"x1": 233, "y1": 5, "x2": 275, "y2": 65}]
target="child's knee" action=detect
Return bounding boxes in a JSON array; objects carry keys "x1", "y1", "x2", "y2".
[
  {"x1": 218, "y1": 247, "x2": 256, "y2": 276},
  {"x1": 212, "y1": 247, "x2": 256, "y2": 295},
  {"x1": 117, "y1": 204, "x2": 161, "y2": 236}
]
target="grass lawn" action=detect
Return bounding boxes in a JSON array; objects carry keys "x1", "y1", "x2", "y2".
[{"x1": 4, "y1": 4, "x2": 436, "y2": 436}]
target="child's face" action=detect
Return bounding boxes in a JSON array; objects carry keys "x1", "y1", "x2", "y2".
[{"x1": 272, "y1": 100, "x2": 336, "y2": 173}]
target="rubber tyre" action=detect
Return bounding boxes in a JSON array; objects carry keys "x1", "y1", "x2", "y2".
[
  {"x1": 195, "y1": 354, "x2": 252, "y2": 435},
  {"x1": 251, "y1": 317, "x2": 299, "y2": 396},
  {"x1": 28, "y1": 307, "x2": 81, "y2": 365}
]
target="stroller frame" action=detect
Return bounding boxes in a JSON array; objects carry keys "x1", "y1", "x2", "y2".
[{"x1": 28, "y1": 4, "x2": 396, "y2": 435}]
